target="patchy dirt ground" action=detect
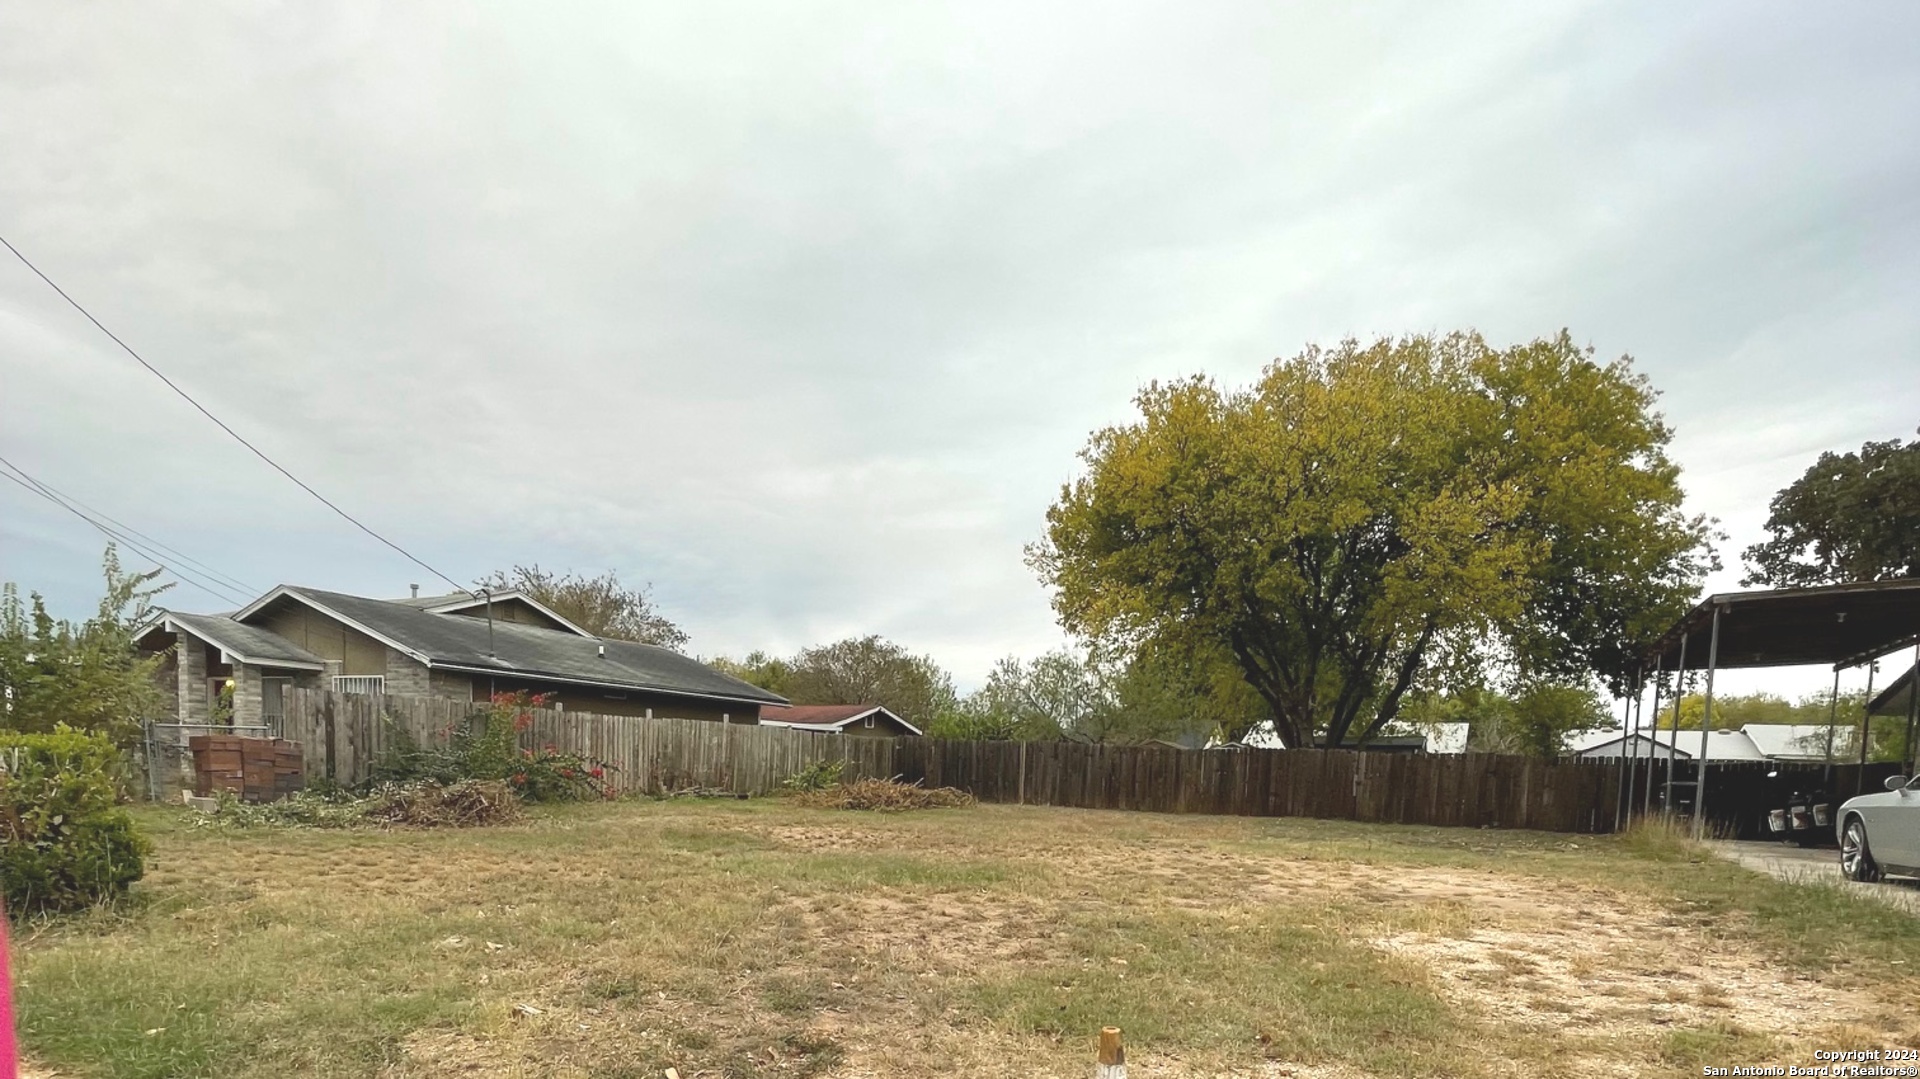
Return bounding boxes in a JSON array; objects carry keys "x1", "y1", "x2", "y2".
[
  {"x1": 18, "y1": 803, "x2": 1920, "y2": 1079},
  {"x1": 688, "y1": 812, "x2": 1918, "y2": 1076}
]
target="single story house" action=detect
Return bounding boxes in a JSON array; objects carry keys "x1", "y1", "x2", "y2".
[
  {"x1": 136, "y1": 585, "x2": 787, "y2": 728},
  {"x1": 1219, "y1": 720, "x2": 1470, "y2": 753},
  {"x1": 757, "y1": 704, "x2": 921, "y2": 737},
  {"x1": 1573, "y1": 724, "x2": 1858, "y2": 763}
]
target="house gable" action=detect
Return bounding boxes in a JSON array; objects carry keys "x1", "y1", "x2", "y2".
[
  {"x1": 434, "y1": 595, "x2": 581, "y2": 635},
  {"x1": 243, "y1": 594, "x2": 396, "y2": 677}
]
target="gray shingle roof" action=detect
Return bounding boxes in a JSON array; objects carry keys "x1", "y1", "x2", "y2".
[
  {"x1": 273, "y1": 587, "x2": 786, "y2": 706},
  {"x1": 164, "y1": 611, "x2": 327, "y2": 667}
]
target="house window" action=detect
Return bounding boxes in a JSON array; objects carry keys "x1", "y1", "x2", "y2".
[
  {"x1": 332, "y1": 675, "x2": 386, "y2": 696},
  {"x1": 864, "y1": 714, "x2": 876, "y2": 729}
]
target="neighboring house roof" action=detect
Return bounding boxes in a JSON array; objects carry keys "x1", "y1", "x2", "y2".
[
  {"x1": 1216, "y1": 721, "x2": 1469, "y2": 753},
  {"x1": 1574, "y1": 728, "x2": 1770, "y2": 762},
  {"x1": 147, "y1": 611, "x2": 327, "y2": 671},
  {"x1": 1741, "y1": 723, "x2": 1857, "y2": 761},
  {"x1": 1573, "y1": 731, "x2": 1696, "y2": 760},
  {"x1": 1577, "y1": 724, "x2": 1860, "y2": 763},
  {"x1": 757, "y1": 704, "x2": 922, "y2": 736},
  {"x1": 215, "y1": 585, "x2": 786, "y2": 707}
]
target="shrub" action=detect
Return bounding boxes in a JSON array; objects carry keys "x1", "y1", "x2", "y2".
[
  {"x1": 0, "y1": 727, "x2": 150, "y2": 914},
  {"x1": 369, "y1": 691, "x2": 614, "y2": 802},
  {"x1": 782, "y1": 759, "x2": 845, "y2": 793},
  {"x1": 791, "y1": 777, "x2": 974, "y2": 812}
]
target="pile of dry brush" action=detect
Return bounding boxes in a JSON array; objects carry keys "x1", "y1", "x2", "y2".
[
  {"x1": 362, "y1": 779, "x2": 523, "y2": 827},
  {"x1": 790, "y1": 777, "x2": 974, "y2": 812},
  {"x1": 199, "y1": 779, "x2": 523, "y2": 829}
]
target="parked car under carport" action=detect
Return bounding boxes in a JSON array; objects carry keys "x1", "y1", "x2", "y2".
[{"x1": 1839, "y1": 772, "x2": 1920, "y2": 882}]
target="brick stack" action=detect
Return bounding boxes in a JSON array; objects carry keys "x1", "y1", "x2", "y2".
[{"x1": 189, "y1": 735, "x2": 304, "y2": 802}]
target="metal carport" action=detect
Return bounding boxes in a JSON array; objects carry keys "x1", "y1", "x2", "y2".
[{"x1": 1637, "y1": 578, "x2": 1920, "y2": 838}]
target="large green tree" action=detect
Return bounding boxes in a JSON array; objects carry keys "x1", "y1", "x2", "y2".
[
  {"x1": 478, "y1": 564, "x2": 687, "y2": 648},
  {"x1": 1031, "y1": 331, "x2": 1714, "y2": 749},
  {"x1": 1741, "y1": 430, "x2": 1920, "y2": 587},
  {"x1": 1, "y1": 546, "x2": 169, "y2": 743},
  {"x1": 779, "y1": 635, "x2": 959, "y2": 731}
]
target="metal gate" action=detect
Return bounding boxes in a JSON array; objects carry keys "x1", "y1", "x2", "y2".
[{"x1": 141, "y1": 720, "x2": 276, "y2": 801}]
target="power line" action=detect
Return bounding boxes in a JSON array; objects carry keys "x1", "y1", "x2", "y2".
[
  {"x1": 0, "y1": 454, "x2": 256, "y2": 597},
  {"x1": 0, "y1": 462, "x2": 252, "y2": 607},
  {"x1": 0, "y1": 465, "x2": 253, "y2": 608},
  {"x1": 0, "y1": 233, "x2": 469, "y2": 595}
]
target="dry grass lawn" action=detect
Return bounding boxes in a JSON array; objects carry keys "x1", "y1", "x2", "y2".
[{"x1": 13, "y1": 799, "x2": 1920, "y2": 1078}]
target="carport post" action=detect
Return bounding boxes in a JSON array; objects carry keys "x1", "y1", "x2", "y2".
[
  {"x1": 1692, "y1": 605, "x2": 1723, "y2": 841},
  {"x1": 1664, "y1": 632, "x2": 1687, "y2": 818},
  {"x1": 1907, "y1": 640, "x2": 1919, "y2": 777},
  {"x1": 1821, "y1": 666, "x2": 1842, "y2": 789},
  {"x1": 1642, "y1": 659, "x2": 1664, "y2": 818},
  {"x1": 1856, "y1": 661, "x2": 1876, "y2": 796},
  {"x1": 1614, "y1": 686, "x2": 1634, "y2": 832}
]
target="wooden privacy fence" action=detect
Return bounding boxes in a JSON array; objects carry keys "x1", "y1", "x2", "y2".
[
  {"x1": 276, "y1": 689, "x2": 1894, "y2": 834},
  {"x1": 278, "y1": 688, "x2": 897, "y2": 796},
  {"x1": 890, "y1": 739, "x2": 1630, "y2": 832}
]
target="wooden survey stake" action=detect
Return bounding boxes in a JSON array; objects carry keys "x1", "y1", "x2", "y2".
[{"x1": 1097, "y1": 1026, "x2": 1126, "y2": 1078}]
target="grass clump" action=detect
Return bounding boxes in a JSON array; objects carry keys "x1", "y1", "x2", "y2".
[{"x1": 789, "y1": 777, "x2": 974, "y2": 811}]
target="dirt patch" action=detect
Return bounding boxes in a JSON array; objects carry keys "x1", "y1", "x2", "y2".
[{"x1": 764, "y1": 825, "x2": 878, "y2": 853}]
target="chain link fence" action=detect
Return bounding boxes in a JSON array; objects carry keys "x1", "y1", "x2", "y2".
[{"x1": 140, "y1": 719, "x2": 276, "y2": 801}]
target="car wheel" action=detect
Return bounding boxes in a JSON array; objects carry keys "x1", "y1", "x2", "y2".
[{"x1": 1840, "y1": 817, "x2": 1881, "y2": 883}]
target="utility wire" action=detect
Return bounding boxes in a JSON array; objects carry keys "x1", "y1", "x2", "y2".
[
  {"x1": 0, "y1": 466, "x2": 253, "y2": 608},
  {"x1": 0, "y1": 462, "x2": 253, "y2": 607},
  {"x1": 0, "y1": 233, "x2": 469, "y2": 595},
  {"x1": 0, "y1": 453, "x2": 256, "y2": 597}
]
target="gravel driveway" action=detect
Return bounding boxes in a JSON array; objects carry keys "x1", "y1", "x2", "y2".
[{"x1": 1709, "y1": 839, "x2": 1920, "y2": 915}]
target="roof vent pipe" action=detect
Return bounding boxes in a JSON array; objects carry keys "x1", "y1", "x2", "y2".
[
  {"x1": 598, "y1": 644, "x2": 606, "y2": 658},
  {"x1": 410, "y1": 583, "x2": 419, "y2": 598}
]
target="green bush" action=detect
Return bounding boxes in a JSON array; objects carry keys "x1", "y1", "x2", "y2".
[
  {"x1": 0, "y1": 727, "x2": 149, "y2": 914},
  {"x1": 368, "y1": 691, "x2": 614, "y2": 802},
  {"x1": 781, "y1": 758, "x2": 845, "y2": 793}
]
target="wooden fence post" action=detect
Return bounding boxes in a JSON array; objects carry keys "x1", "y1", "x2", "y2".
[{"x1": 1097, "y1": 1026, "x2": 1126, "y2": 1078}]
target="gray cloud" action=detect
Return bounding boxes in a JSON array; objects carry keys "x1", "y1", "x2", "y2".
[{"x1": 4, "y1": 1, "x2": 1917, "y2": 696}]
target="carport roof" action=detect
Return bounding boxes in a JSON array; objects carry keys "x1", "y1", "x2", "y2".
[
  {"x1": 1870, "y1": 663, "x2": 1916, "y2": 718},
  {"x1": 1645, "y1": 578, "x2": 1920, "y2": 672}
]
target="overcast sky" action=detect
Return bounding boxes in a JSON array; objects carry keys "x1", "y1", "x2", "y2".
[{"x1": 3, "y1": 2, "x2": 1916, "y2": 699}]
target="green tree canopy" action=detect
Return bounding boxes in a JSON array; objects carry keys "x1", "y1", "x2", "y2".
[
  {"x1": 1031, "y1": 331, "x2": 1714, "y2": 749},
  {"x1": 478, "y1": 564, "x2": 687, "y2": 648},
  {"x1": 778, "y1": 635, "x2": 959, "y2": 731},
  {"x1": 1, "y1": 546, "x2": 169, "y2": 743},
  {"x1": 706, "y1": 650, "x2": 795, "y2": 697},
  {"x1": 1741, "y1": 430, "x2": 1920, "y2": 587},
  {"x1": 1400, "y1": 681, "x2": 1611, "y2": 758}
]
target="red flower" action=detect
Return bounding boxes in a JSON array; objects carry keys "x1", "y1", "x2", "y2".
[
  {"x1": 588, "y1": 767, "x2": 604, "y2": 778},
  {"x1": 511, "y1": 773, "x2": 527, "y2": 785},
  {"x1": 560, "y1": 768, "x2": 574, "y2": 778},
  {"x1": 514, "y1": 713, "x2": 534, "y2": 732}
]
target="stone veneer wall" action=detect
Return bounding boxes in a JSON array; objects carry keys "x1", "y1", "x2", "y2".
[{"x1": 176, "y1": 639, "x2": 208, "y2": 723}]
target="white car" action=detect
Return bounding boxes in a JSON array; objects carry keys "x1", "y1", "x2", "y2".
[{"x1": 1838, "y1": 774, "x2": 1920, "y2": 882}]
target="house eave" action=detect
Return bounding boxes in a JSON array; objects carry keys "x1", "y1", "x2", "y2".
[
  {"x1": 428, "y1": 662, "x2": 786, "y2": 710},
  {"x1": 156, "y1": 615, "x2": 327, "y2": 672}
]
